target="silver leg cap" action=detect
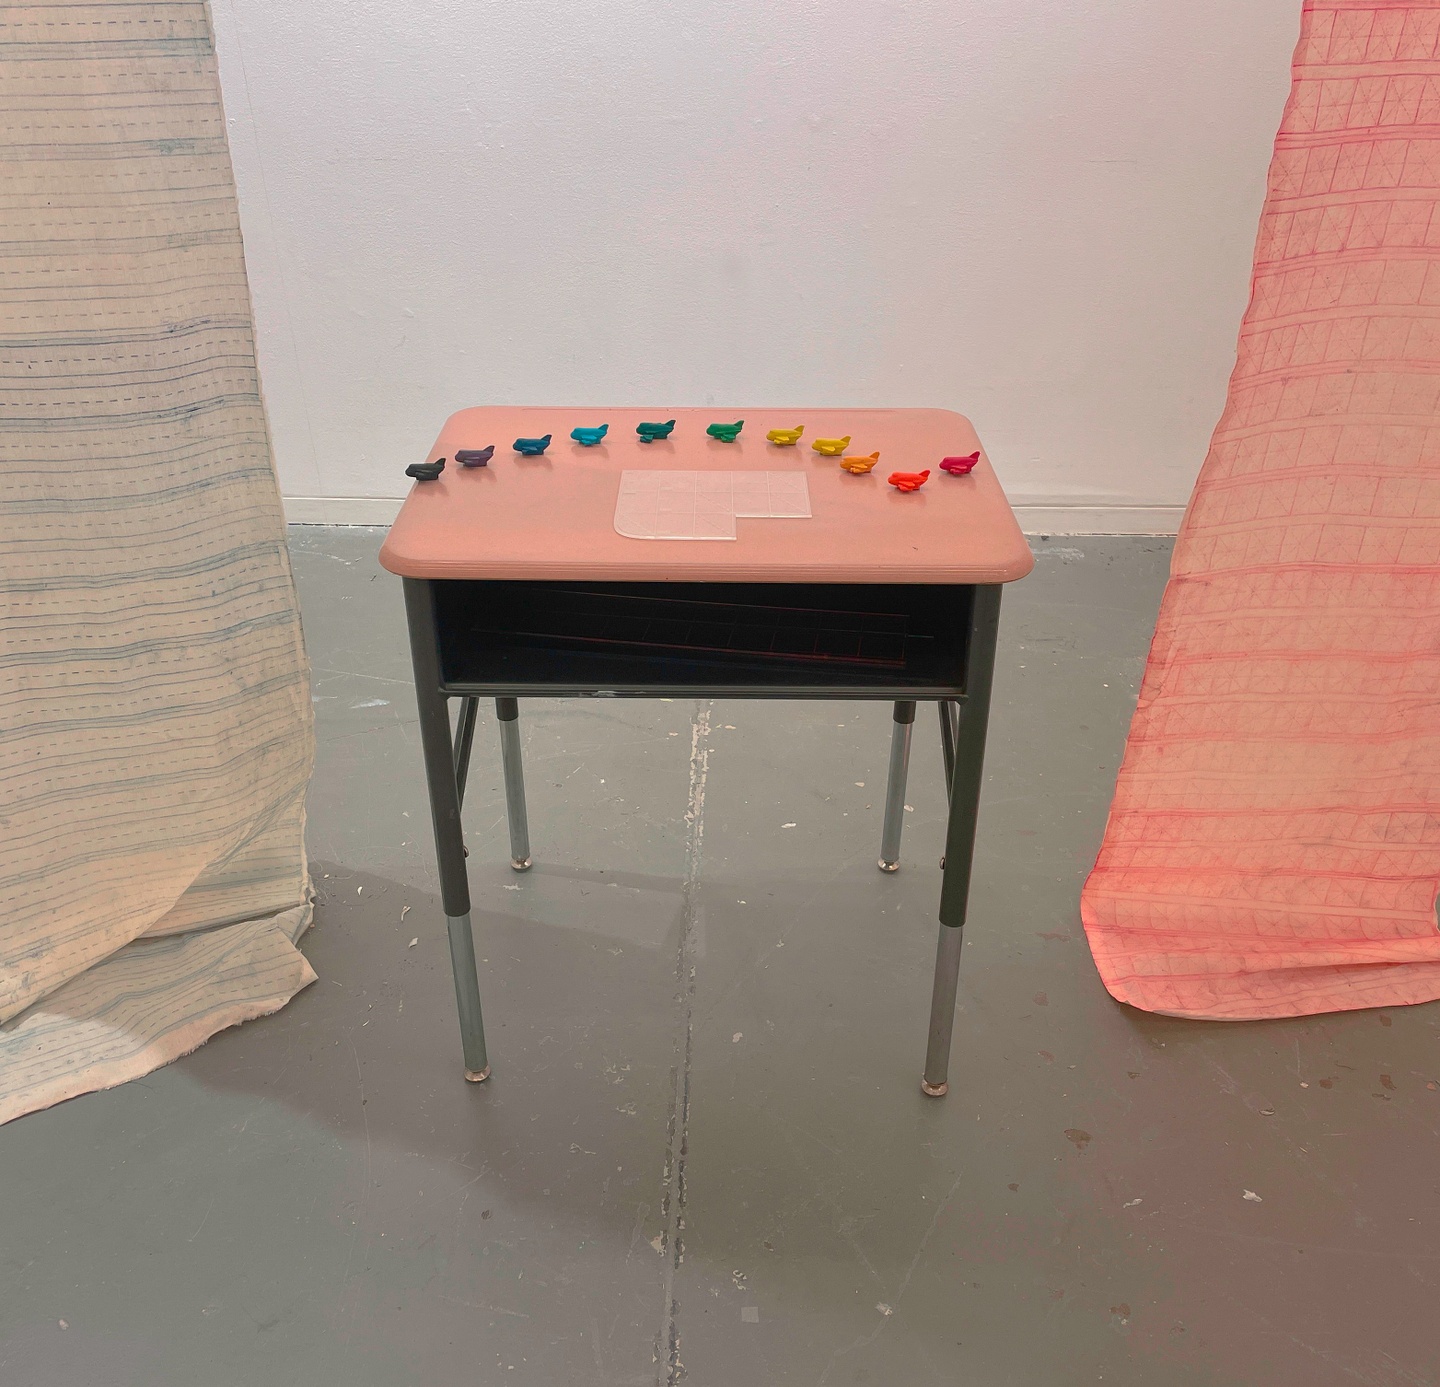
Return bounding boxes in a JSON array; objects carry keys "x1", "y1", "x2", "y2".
[
  {"x1": 921, "y1": 1079, "x2": 948, "y2": 1097},
  {"x1": 510, "y1": 857, "x2": 532, "y2": 872},
  {"x1": 878, "y1": 859, "x2": 900, "y2": 873},
  {"x1": 464, "y1": 1066, "x2": 492, "y2": 1083}
]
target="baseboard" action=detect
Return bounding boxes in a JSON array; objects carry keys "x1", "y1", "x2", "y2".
[
  {"x1": 1011, "y1": 503, "x2": 1184, "y2": 535},
  {"x1": 282, "y1": 494, "x2": 1185, "y2": 536},
  {"x1": 283, "y1": 495, "x2": 402, "y2": 526}
]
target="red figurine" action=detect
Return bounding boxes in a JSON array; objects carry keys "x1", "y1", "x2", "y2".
[
  {"x1": 887, "y1": 469, "x2": 930, "y2": 492},
  {"x1": 939, "y1": 451, "x2": 980, "y2": 475}
]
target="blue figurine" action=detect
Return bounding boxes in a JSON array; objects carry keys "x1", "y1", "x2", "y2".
[
  {"x1": 636, "y1": 419, "x2": 676, "y2": 442},
  {"x1": 571, "y1": 424, "x2": 609, "y2": 447},
  {"x1": 405, "y1": 458, "x2": 445, "y2": 481},
  {"x1": 513, "y1": 434, "x2": 552, "y2": 456},
  {"x1": 455, "y1": 445, "x2": 494, "y2": 467}
]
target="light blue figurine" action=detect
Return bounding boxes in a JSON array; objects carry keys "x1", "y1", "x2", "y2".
[
  {"x1": 571, "y1": 424, "x2": 609, "y2": 446},
  {"x1": 513, "y1": 434, "x2": 552, "y2": 455}
]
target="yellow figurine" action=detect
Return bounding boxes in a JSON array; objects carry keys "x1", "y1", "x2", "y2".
[
  {"x1": 839, "y1": 451, "x2": 880, "y2": 474},
  {"x1": 766, "y1": 425, "x2": 804, "y2": 446},
  {"x1": 811, "y1": 435, "x2": 851, "y2": 456}
]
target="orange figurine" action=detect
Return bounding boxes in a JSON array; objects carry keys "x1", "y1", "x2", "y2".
[
  {"x1": 839, "y1": 452, "x2": 880, "y2": 474},
  {"x1": 887, "y1": 469, "x2": 930, "y2": 492}
]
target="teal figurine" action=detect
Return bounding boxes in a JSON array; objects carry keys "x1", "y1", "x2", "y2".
[
  {"x1": 706, "y1": 420, "x2": 744, "y2": 442},
  {"x1": 636, "y1": 419, "x2": 676, "y2": 442},
  {"x1": 513, "y1": 434, "x2": 552, "y2": 455},
  {"x1": 571, "y1": 424, "x2": 609, "y2": 446}
]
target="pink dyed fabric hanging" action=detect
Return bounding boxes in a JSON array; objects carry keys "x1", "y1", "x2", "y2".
[{"x1": 1081, "y1": 0, "x2": 1440, "y2": 1019}]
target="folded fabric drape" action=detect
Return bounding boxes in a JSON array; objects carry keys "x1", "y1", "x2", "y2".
[
  {"x1": 1082, "y1": 0, "x2": 1440, "y2": 1019},
  {"x1": 0, "y1": 1, "x2": 316, "y2": 1121}
]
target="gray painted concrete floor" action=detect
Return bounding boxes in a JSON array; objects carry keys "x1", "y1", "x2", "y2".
[{"x1": 3, "y1": 532, "x2": 1438, "y2": 1387}]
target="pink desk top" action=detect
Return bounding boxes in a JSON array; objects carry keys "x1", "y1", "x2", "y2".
[{"x1": 379, "y1": 407, "x2": 1034, "y2": 585}]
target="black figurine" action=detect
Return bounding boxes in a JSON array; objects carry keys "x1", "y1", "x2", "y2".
[
  {"x1": 455, "y1": 446, "x2": 495, "y2": 467},
  {"x1": 405, "y1": 458, "x2": 446, "y2": 481}
]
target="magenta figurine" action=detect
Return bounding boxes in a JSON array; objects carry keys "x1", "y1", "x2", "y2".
[{"x1": 939, "y1": 452, "x2": 980, "y2": 475}]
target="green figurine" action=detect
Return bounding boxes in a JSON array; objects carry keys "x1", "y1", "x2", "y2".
[
  {"x1": 706, "y1": 420, "x2": 743, "y2": 443},
  {"x1": 636, "y1": 419, "x2": 676, "y2": 442}
]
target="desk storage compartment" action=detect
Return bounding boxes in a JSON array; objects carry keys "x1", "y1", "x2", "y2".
[{"x1": 433, "y1": 580, "x2": 973, "y2": 697}]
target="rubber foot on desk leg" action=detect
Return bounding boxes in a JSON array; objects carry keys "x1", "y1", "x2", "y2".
[
  {"x1": 465, "y1": 1066, "x2": 491, "y2": 1083},
  {"x1": 921, "y1": 1079, "x2": 948, "y2": 1097},
  {"x1": 510, "y1": 857, "x2": 532, "y2": 872},
  {"x1": 878, "y1": 859, "x2": 900, "y2": 874}
]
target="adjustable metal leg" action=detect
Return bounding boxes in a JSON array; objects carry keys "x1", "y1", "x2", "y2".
[
  {"x1": 495, "y1": 697, "x2": 532, "y2": 871},
  {"x1": 923, "y1": 922, "x2": 965, "y2": 1094},
  {"x1": 878, "y1": 701, "x2": 916, "y2": 871},
  {"x1": 403, "y1": 579, "x2": 490, "y2": 1083},
  {"x1": 444, "y1": 910, "x2": 488, "y2": 1080},
  {"x1": 923, "y1": 587, "x2": 1001, "y2": 1097}
]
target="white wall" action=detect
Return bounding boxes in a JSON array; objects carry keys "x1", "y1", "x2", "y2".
[{"x1": 212, "y1": 0, "x2": 1299, "y2": 531}]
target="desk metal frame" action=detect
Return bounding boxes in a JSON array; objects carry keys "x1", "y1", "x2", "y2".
[{"x1": 402, "y1": 576, "x2": 1000, "y2": 1096}]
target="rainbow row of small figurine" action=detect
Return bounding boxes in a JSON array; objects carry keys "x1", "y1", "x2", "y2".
[{"x1": 405, "y1": 420, "x2": 980, "y2": 492}]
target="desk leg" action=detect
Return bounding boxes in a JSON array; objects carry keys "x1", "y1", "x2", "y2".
[
  {"x1": 495, "y1": 698, "x2": 532, "y2": 871},
  {"x1": 923, "y1": 585, "x2": 1001, "y2": 1097},
  {"x1": 878, "y1": 701, "x2": 916, "y2": 871},
  {"x1": 403, "y1": 579, "x2": 491, "y2": 1083}
]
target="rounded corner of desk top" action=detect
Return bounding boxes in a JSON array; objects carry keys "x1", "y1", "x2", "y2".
[
  {"x1": 376, "y1": 538, "x2": 411, "y2": 578},
  {"x1": 380, "y1": 407, "x2": 1033, "y2": 585},
  {"x1": 1001, "y1": 546, "x2": 1037, "y2": 583}
]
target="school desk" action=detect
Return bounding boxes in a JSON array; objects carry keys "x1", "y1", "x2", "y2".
[{"x1": 380, "y1": 407, "x2": 1033, "y2": 1095}]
